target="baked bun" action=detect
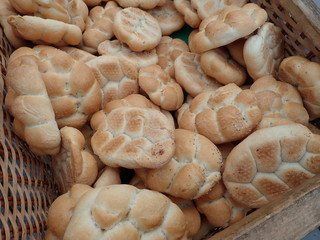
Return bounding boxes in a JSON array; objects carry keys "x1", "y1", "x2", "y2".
[
  {"x1": 113, "y1": 7, "x2": 162, "y2": 51},
  {"x1": 190, "y1": 3, "x2": 267, "y2": 53},
  {"x1": 195, "y1": 181, "x2": 250, "y2": 228},
  {"x1": 179, "y1": 83, "x2": 262, "y2": 144},
  {"x1": 45, "y1": 184, "x2": 93, "y2": 240},
  {"x1": 200, "y1": 48, "x2": 247, "y2": 86},
  {"x1": 244, "y1": 22, "x2": 284, "y2": 80},
  {"x1": 191, "y1": 0, "x2": 246, "y2": 20},
  {"x1": 98, "y1": 40, "x2": 158, "y2": 70},
  {"x1": 226, "y1": 38, "x2": 247, "y2": 67},
  {"x1": 86, "y1": 55, "x2": 139, "y2": 107},
  {"x1": 81, "y1": 1, "x2": 121, "y2": 53},
  {"x1": 8, "y1": 15, "x2": 82, "y2": 46},
  {"x1": 135, "y1": 129, "x2": 222, "y2": 199},
  {"x1": 173, "y1": 0, "x2": 201, "y2": 28},
  {"x1": 278, "y1": 56, "x2": 320, "y2": 120},
  {"x1": 63, "y1": 185, "x2": 187, "y2": 240},
  {"x1": 138, "y1": 64, "x2": 184, "y2": 111},
  {"x1": 60, "y1": 46, "x2": 96, "y2": 63},
  {"x1": 52, "y1": 127, "x2": 98, "y2": 194},
  {"x1": 93, "y1": 166, "x2": 121, "y2": 188},
  {"x1": 156, "y1": 36, "x2": 190, "y2": 78},
  {"x1": 90, "y1": 107, "x2": 175, "y2": 169},
  {"x1": 147, "y1": 0, "x2": 184, "y2": 36},
  {"x1": 250, "y1": 76, "x2": 309, "y2": 125},
  {"x1": 5, "y1": 55, "x2": 61, "y2": 155},
  {"x1": 223, "y1": 124, "x2": 320, "y2": 208},
  {"x1": 174, "y1": 52, "x2": 222, "y2": 97},
  {"x1": 254, "y1": 117, "x2": 295, "y2": 131},
  {"x1": 113, "y1": 0, "x2": 166, "y2": 9}
]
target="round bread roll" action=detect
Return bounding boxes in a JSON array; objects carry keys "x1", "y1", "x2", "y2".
[
  {"x1": 200, "y1": 48, "x2": 247, "y2": 86},
  {"x1": 147, "y1": 0, "x2": 184, "y2": 36},
  {"x1": 173, "y1": 0, "x2": 201, "y2": 28},
  {"x1": 113, "y1": 0, "x2": 166, "y2": 9},
  {"x1": 52, "y1": 127, "x2": 98, "y2": 194},
  {"x1": 191, "y1": 0, "x2": 247, "y2": 20},
  {"x1": 98, "y1": 40, "x2": 158, "y2": 70},
  {"x1": 250, "y1": 76, "x2": 309, "y2": 125},
  {"x1": 45, "y1": 184, "x2": 93, "y2": 240},
  {"x1": 80, "y1": 1, "x2": 121, "y2": 53},
  {"x1": 63, "y1": 185, "x2": 188, "y2": 240},
  {"x1": 244, "y1": 22, "x2": 284, "y2": 80},
  {"x1": 86, "y1": 55, "x2": 139, "y2": 107},
  {"x1": 156, "y1": 36, "x2": 190, "y2": 78},
  {"x1": 93, "y1": 166, "x2": 121, "y2": 188},
  {"x1": 135, "y1": 129, "x2": 222, "y2": 199},
  {"x1": 223, "y1": 124, "x2": 320, "y2": 208},
  {"x1": 113, "y1": 7, "x2": 162, "y2": 51},
  {"x1": 90, "y1": 107, "x2": 175, "y2": 169},
  {"x1": 138, "y1": 64, "x2": 184, "y2": 111},
  {"x1": 174, "y1": 52, "x2": 222, "y2": 97},
  {"x1": 195, "y1": 181, "x2": 250, "y2": 228},
  {"x1": 179, "y1": 83, "x2": 262, "y2": 144},
  {"x1": 278, "y1": 56, "x2": 320, "y2": 120},
  {"x1": 189, "y1": 3, "x2": 268, "y2": 53}
]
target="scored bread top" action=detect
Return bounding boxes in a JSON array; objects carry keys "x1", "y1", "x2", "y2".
[
  {"x1": 223, "y1": 123, "x2": 320, "y2": 208},
  {"x1": 63, "y1": 184, "x2": 187, "y2": 240},
  {"x1": 90, "y1": 107, "x2": 175, "y2": 169}
]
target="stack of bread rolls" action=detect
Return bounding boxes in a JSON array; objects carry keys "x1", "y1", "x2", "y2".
[{"x1": 2, "y1": 0, "x2": 320, "y2": 239}]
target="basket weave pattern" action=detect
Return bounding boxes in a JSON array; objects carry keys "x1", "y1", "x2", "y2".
[{"x1": 0, "y1": 1, "x2": 319, "y2": 239}]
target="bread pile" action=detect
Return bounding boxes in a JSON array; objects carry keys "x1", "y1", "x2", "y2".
[{"x1": 2, "y1": 0, "x2": 320, "y2": 239}]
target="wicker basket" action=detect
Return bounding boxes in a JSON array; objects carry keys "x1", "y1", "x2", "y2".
[{"x1": 0, "y1": 1, "x2": 319, "y2": 240}]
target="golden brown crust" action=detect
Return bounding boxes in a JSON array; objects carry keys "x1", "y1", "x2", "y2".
[
  {"x1": 135, "y1": 129, "x2": 222, "y2": 199},
  {"x1": 59, "y1": 46, "x2": 96, "y2": 63},
  {"x1": 93, "y1": 166, "x2": 121, "y2": 187},
  {"x1": 63, "y1": 185, "x2": 187, "y2": 240},
  {"x1": 226, "y1": 38, "x2": 247, "y2": 67},
  {"x1": 138, "y1": 64, "x2": 184, "y2": 111},
  {"x1": 278, "y1": 56, "x2": 320, "y2": 120},
  {"x1": 173, "y1": 0, "x2": 201, "y2": 28},
  {"x1": 179, "y1": 84, "x2": 262, "y2": 144},
  {"x1": 223, "y1": 124, "x2": 320, "y2": 208},
  {"x1": 90, "y1": 107, "x2": 175, "y2": 169}
]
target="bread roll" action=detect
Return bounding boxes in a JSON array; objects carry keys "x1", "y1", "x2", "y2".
[
  {"x1": 189, "y1": 3, "x2": 267, "y2": 53},
  {"x1": 156, "y1": 36, "x2": 189, "y2": 78},
  {"x1": 52, "y1": 127, "x2": 98, "y2": 194},
  {"x1": 136, "y1": 129, "x2": 222, "y2": 199},
  {"x1": 86, "y1": 55, "x2": 139, "y2": 107},
  {"x1": 226, "y1": 38, "x2": 247, "y2": 67},
  {"x1": 98, "y1": 40, "x2": 158, "y2": 70},
  {"x1": 5, "y1": 55, "x2": 61, "y2": 155},
  {"x1": 244, "y1": 22, "x2": 284, "y2": 80},
  {"x1": 250, "y1": 76, "x2": 309, "y2": 125},
  {"x1": 93, "y1": 166, "x2": 121, "y2": 188},
  {"x1": 60, "y1": 46, "x2": 96, "y2": 63},
  {"x1": 138, "y1": 64, "x2": 184, "y2": 111},
  {"x1": 278, "y1": 56, "x2": 320, "y2": 120},
  {"x1": 173, "y1": 0, "x2": 201, "y2": 28},
  {"x1": 179, "y1": 83, "x2": 262, "y2": 144},
  {"x1": 223, "y1": 124, "x2": 320, "y2": 208},
  {"x1": 90, "y1": 107, "x2": 175, "y2": 169},
  {"x1": 113, "y1": 0, "x2": 166, "y2": 9},
  {"x1": 7, "y1": 15, "x2": 82, "y2": 46},
  {"x1": 45, "y1": 184, "x2": 93, "y2": 240},
  {"x1": 63, "y1": 185, "x2": 188, "y2": 240}
]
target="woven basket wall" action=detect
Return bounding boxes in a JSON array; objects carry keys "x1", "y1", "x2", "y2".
[{"x1": 0, "y1": 0, "x2": 319, "y2": 240}]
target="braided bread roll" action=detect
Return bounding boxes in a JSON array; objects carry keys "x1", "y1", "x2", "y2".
[
  {"x1": 190, "y1": 3, "x2": 267, "y2": 53},
  {"x1": 5, "y1": 55, "x2": 61, "y2": 155},
  {"x1": 278, "y1": 56, "x2": 320, "y2": 120},
  {"x1": 52, "y1": 127, "x2": 98, "y2": 194},
  {"x1": 136, "y1": 129, "x2": 222, "y2": 199},
  {"x1": 60, "y1": 46, "x2": 96, "y2": 63},
  {"x1": 139, "y1": 64, "x2": 184, "y2": 111},
  {"x1": 63, "y1": 185, "x2": 188, "y2": 240},
  {"x1": 9, "y1": 0, "x2": 88, "y2": 31},
  {"x1": 45, "y1": 184, "x2": 93, "y2": 240},
  {"x1": 7, "y1": 15, "x2": 82, "y2": 46},
  {"x1": 179, "y1": 83, "x2": 262, "y2": 144},
  {"x1": 90, "y1": 107, "x2": 175, "y2": 169},
  {"x1": 173, "y1": 0, "x2": 201, "y2": 28},
  {"x1": 81, "y1": 1, "x2": 121, "y2": 53},
  {"x1": 223, "y1": 124, "x2": 320, "y2": 208},
  {"x1": 113, "y1": 0, "x2": 166, "y2": 9}
]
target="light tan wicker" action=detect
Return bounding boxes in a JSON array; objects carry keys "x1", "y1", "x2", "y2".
[{"x1": 0, "y1": 1, "x2": 319, "y2": 240}]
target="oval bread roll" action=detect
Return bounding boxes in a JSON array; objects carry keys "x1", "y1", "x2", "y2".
[
  {"x1": 63, "y1": 185, "x2": 188, "y2": 240},
  {"x1": 223, "y1": 124, "x2": 320, "y2": 208},
  {"x1": 90, "y1": 107, "x2": 175, "y2": 169},
  {"x1": 136, "y1": 129, "x2": 222, "y2": 199}
]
